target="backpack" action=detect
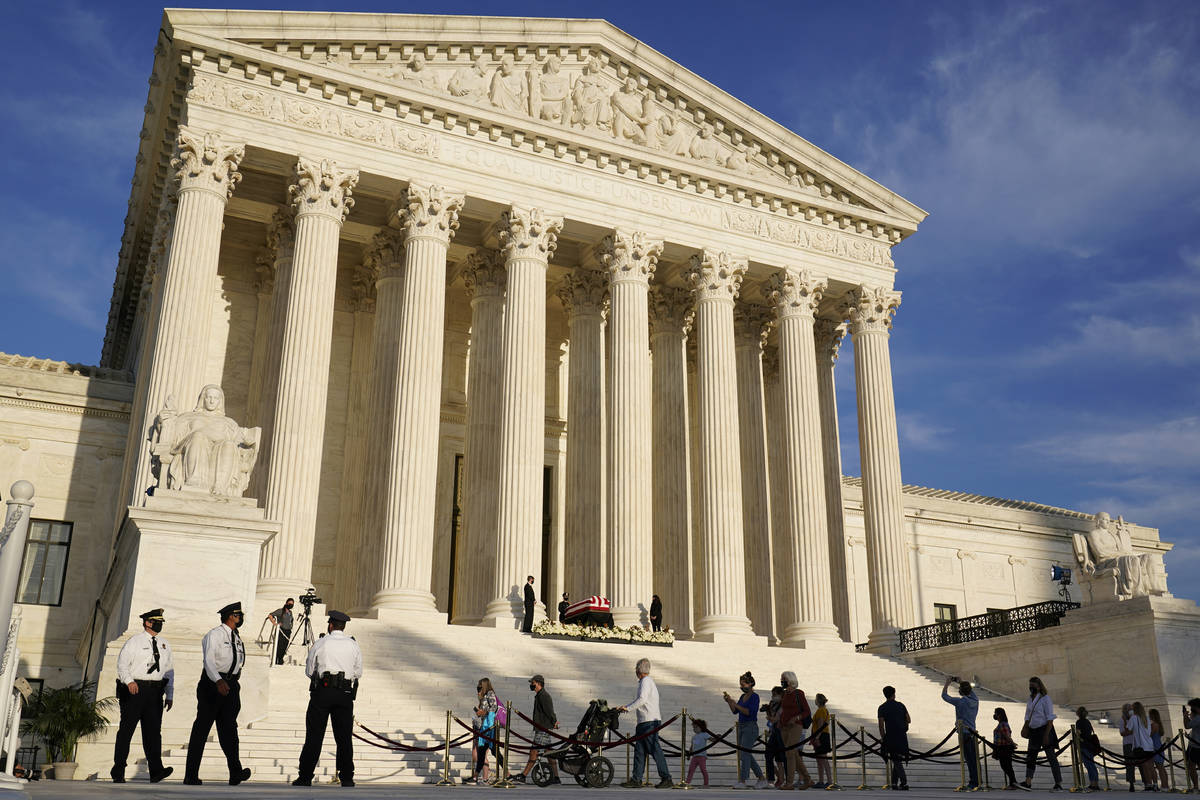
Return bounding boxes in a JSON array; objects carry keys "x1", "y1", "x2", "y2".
[{"x1": 495, "y1": 696, "x2": 507, "y2": 728}]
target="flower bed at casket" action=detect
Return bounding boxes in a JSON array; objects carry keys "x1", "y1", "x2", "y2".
[{"x1": 532, "y1": 619, "x2": 674, "y2": 646}]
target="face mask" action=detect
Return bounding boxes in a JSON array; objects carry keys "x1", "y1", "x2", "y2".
[
  {"x1": 529, "y1": 684, "x2": 537, "y2": 692},
  {"x1": 235, "y1": 615, "x2": 244, "y2": 628},
  {"x1": 286, "y1": 604, "x2": 294, "y2": 611},
  {"x1": 1029, "y1": 687, "x2": 1037, "y2": 697},
  {"x1": 149, "y1": 620, "x2": 163, "y2": 634}
]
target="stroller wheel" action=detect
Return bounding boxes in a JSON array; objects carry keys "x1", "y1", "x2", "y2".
[
  {"x1": 584, "y1": 755, "x2": 614, "y2": 788},
  {"x1": 531, "y1": 762, "x2": 552, "y2": 788},
  {"x1": 574, "y1": 772, "x2": 590, "y2": 787}
]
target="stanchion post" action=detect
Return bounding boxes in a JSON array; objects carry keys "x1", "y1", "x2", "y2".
[
  {"x1": 493, "y1": 701, "x2": 514, "y2": 788},
  {"x1": 626, "y1": 739, "x2": 631, "y2": 784},
  {"x1": 1180, "y1": 729, "x2": 1193, "y2": 794},
  {"x1": 1068, "y1": 723, "x2": 1082, "y2": 792},
  {"x1": 829, "y1": 714, "x2": 842, "y2": 790},
  {"x1": 955, "y1": 720, "x2": 967, "y2": 792},
  {"x1": 856, "y1": 725, "x2": 869, "y2": 791},
  {"x1": 674, "y1": 708, "x2": 691, "y2": 790},
  {"x1": 1102, "y1": 750, "x2": 1111, "y2": 791},
  {"x1": 981, "y1": 734, "x2": 990, "y2": 791},
  {"x1": 436, "y1": 709, "x2": 454, "y2": 785},
  {"x1": 1167, "y1": 731, "x2": 1178, "y2": 793}
]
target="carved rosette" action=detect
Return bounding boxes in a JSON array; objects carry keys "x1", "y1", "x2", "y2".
[
  {"x1": 398, "y1": 184, "x2": 465, "y2": 244},
  {"x1": 597, "y1": 229, "x2": 663, "y2": 286},
  {"x1": 684, "y1": 249, "x2": 747, "y2": 303},
  {"x1": 366, "y1": 227, "x2": 405, "y2": 283},
  {"x1": 814, "y1": 317, "x2": 848, "y2": 365},
  {"x1": 763, "y1": 268, "x2": 827, "y2": 320},
  {"x1": 172, "y1": 129, "x2": 244, "y2": 198},
  {"x1": 648, "y1": 285, "x2": 695, "y2": 336},
  {"x1": 557, "y1": 268, "x2": 608, "y2": 318},
  {"x1": 497, "y1": 205, "x2": 563, "y2": 261},
  {"x1": 462, "y1": 249, "x2": 507, "y2": 299},
  {"x1": 848, "y1": 284, "x2": 902, "y2": 334},
  {"x1": 289, "y1": 157, "x2": 359, "y2": 222},
  {"x1": 733, "y1": 303, "x2": 774, "y2": 350}
]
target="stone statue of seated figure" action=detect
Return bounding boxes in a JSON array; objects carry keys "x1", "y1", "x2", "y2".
[
  {"x1": 1073, "y1": 511, "x2": 1168, "y2": 602},
  {"x1": 151, "y1": 384, "x2": 260, "y2": 498}
]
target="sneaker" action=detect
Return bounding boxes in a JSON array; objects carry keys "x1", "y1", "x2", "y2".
[
  {"x1": 733, "y1": 783, "x2": 751, "y2": 790},
  {"x1": 756, "y1": 780, "x2": 772, "y2": 789},
  {"x1": 512, "y1": 774, "x2": 527, "y2": 784},
  {"x1": 620, "y1": 780, "x2": 641, "y2": 788},
  {"x1": 656, "y1": 778, "x2": 675, "y2": 789},
  {"x1": 460, "y1": 776, "x2": 476, "y2": 785},
  {"x1": 1051, "y1": 786, "x2": 1065, "y2": 793},
  {"x1": 1015, "y1": 783, "x2": 1033, "y2": 792}
]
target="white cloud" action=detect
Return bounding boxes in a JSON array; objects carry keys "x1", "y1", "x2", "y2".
[
  {"x1": 1023, "y1": 315, "x2": 1200, "y2": 368},
  {"x1": 1027, "y1": 416, "x2": 1200, "y2": 472},
  {"x1": 898, "y1": 412, "x2": 952, "y2": 451}
]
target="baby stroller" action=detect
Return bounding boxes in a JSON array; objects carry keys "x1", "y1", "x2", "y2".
[{"x1": 531, "y1": 699, "x2": 620, "y2": 788}]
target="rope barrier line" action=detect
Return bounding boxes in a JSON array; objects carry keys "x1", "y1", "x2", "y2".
[
  {"x1": 353, "y1": 720, "x2": 473, "y2": 752},
  {"x1": 459, "y1": 712, "x2": 679, "y2": 751}
]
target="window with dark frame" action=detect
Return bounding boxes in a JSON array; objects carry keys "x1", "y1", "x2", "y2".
[
  {"x1": 934, "y1": 602, "x2": 958, "y2": 623},
  {"x1": 17, "y1": 520, "x2": 73, "y2": 606}
]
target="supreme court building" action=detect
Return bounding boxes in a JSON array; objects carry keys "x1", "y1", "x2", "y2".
[{"x1": 0, "y1": 10, "x2": 1181, "y2": 698}]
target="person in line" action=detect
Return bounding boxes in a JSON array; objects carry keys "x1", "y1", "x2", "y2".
[
  {"x1": 111, "y1": 608, "x2": 174, "y2": 783},
  {"x1": 291, "y1": 610, "x2": 362, "y2": 787},
  {"x1": 942, "y1": 676, "x2": 980, "y2": 790},
  {"x1": 878, "y1": 685, "x2": 910, "y2": 791},
  {"x1": 779, "y1": 670, "x2": 814, "y2": 790},
  {"x1": 465, "y1": 678, "x2": 503, "y2": 784},
  {"x1": 522, "y1": 576, "x2": 536, "y2": 633},
  {"x1": 1184, "y1": 698, "x2": 1200, "y2": 792},
  {"x1": 1076, "y1": 707, "x2": 1101, "y2": 793},
  {"x1": 992, "y1": 708, "x2": 1018, "y2": 789},
  {"x1": 1119, "y1": 703, "x2": 1137, "y2": 790},
  {"x1": 1016, "y1": 676, "x2": 1063, "y2": 791},
  {"x1": 557, "y1": 592, "x2": 570, "y2": 623},
  {"x1": 1149, "y1": 708, "x2": 1170, "y2": 791},
  {"x1": 1122, "y1": 701, "x2": 1155, "y2": 791},
  {"x1": 649, "y1": 594, "x2": 663, "y2": 632},
  {"x1": 724, "y1": 670, "x2": 766, "y2": 789},
  {"x1": 184, "y1": 602, "x2": 251, "y2": 786},
  {"x1": 686, "y1": 718, "x2": 710, "y2": 787},
  {"x1": 617, "y1": 658, "x2": 674, "y2": 788},
  {"x1": 811, "y1": 693, "x2": 833, "y2": 789},
  {"x1": 515, "y1": 674, "x2": 561, "y2": 785},
  {"x1": 267, "y1": 598, "x2": 294, "y2": 666},
  {"x1": 764, "y1": 686, "x2": 786, "y2": 788}
]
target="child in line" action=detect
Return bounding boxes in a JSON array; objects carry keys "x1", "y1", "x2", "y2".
[
  {"x1": 812, "y1": 694, "x2": 833, "y2": 789},
  {"x1": 687, "y1": 718, "x2": 710, "y2": 787},
  {"x1": 993, "y1": 707, "x2": 1017, "y2": 789}
]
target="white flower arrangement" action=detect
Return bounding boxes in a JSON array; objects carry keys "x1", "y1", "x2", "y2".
[{"x1": 532, "y1": 619, "x2": 675, "y2": 645}]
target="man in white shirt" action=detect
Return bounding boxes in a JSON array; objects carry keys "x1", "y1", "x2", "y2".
[
  {"x1": 184, "y1": 601, "x2": 251, "y2": 786},
  {"x1": 111, "y1": 608, "x2": 174, "y2": 783},
  {"x1": 292, "y1": 610, "x2": 363, "y2": 788},
  {"x1": 616, "y1": 658, "x2": 673, "y2": 788}
]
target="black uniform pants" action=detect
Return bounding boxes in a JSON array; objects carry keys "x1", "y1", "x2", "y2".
[
  {"x1": 883, "y1": 737, "x2": 908, "y2": 787},
  {"x1": 522, "y1": 602, "x2": 534, "y2": 632},
  {"x1": 185, "y1": 675, "x2": 243, "y2": 780},
  {"x1": 275, "y1": 629, "x2": 291, "y2": 665},
  {"x1": 298, "y1": 685, "x2": 354, "y2": 781},
  {"x1": 113, "y1": 680, "x2": 165, "y2": 775}
]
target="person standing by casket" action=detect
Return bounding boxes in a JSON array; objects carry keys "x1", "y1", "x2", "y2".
[
  {"x1": 184, "y1": 602, "x2": 250, "y2": 786},
  {"x1": 292, "y1": 610, "x2": 363, "y2": 787},
  {"x1": 558, "y1": 593, "x2": 570, "y2": 623},
  {"x1": 522, "y1": 575, "x2": 536, "y2": 632},
  {"x1": 111, "y1": 608, "x2": 175, "y2": 783},
  {"x1": 649, "y1": 594, "x2": 663, "y2": 631}
]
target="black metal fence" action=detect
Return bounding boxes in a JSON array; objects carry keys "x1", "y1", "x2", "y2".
[{"x1": 853, "y1": 600, "x2": 1080, "y2": 653}]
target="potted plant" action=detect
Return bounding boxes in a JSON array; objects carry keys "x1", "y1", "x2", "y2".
[{"x1": 21, "y1": 681, "x2": 116, "y2": 780}]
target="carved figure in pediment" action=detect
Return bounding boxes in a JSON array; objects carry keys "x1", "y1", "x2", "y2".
[
  {"x1": 689, "y1": 123, "x2": 725, "y2": 167},
  {"x1": 448, "y1": 55, "x2": 490, "y2": 102},
  {"x1": 150, "y1": 384, "x2": 260, "y2": 498},
  {"x1": 489, "y1": 54, "x2": 527, "y2": 114},
  {"x1": 725, "y1": 144, "x2": 762, "y2": 176},
  {"x1": 529, "y1": 56, "x2": 570, "y2": 123},
  {"x1": 610, "y1": 77, "x2": 654, "y2": 145},
  {"x1": 571, "y1": 55, "x2": 611, "y2": 131},
  {"x1": 391, "y1": 52, "x2": 442, "y2": 93},
  {"x1": 653, "y1": 108, "x2": 694, "y2": 157},
  {"x1": 1073, "y1": 511, "x2": 1168, "y2": 601}
]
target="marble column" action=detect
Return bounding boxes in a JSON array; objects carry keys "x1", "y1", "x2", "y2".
[
  {"x1": 557, "y1": 268, "x2": 607, "y2": 602},
  {"x1": 761, "y1": 347, "x2": 792, "y2": 643},
  {"x1": 650, "y1": 286, "x2": 695, "y2": 638},
  {"x1": 452, "y1": 251, "x2": 506, "y2": 625},
  {"x1": 373, "y1": 185, "x2": 465, "y2": 614},
  {"x1": 733, "y1": 304, "x2": 776, "y2": 638},
  {"x1": 848, "y1": 285, "x2": 914, "y2": 652},
  {"x1": 765, "y1": 269, "x2": 840, "y2": 644},
  {"x1": 131, "y1": 129, "x2": 243, "y2": 504},
  {"x1": 259, "y1": 157, "x2": 358, "y2": 599},
  {"x1": 353, "y1": 228, "x2": 405, "y2": 613},
  {"x1": 684, "y1": 249, "x2": 754, "y2": 638},
  {"x1": 815, "y1": 317, "x2": 852, "y2": 641},
  {"x1": 599, "y1": 230, "x2": 662, "y2": 628},
  {"x1": 483, "y1": 207, "x2": 563, "y2": 626}
]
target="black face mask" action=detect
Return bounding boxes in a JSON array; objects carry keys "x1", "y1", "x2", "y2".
[
  {"x1": 235, "y1": 615, "x2": 244, "y2": 629},
  {"x1": 149, "y1": 620, "x2": 163, "y2": 634},
  {"x1": 1029, "y1": 687, "x2": 1037, "y2": 697},
  {"x1": 529, "y1": 684, "x2": 537, "y2": 692},
  {"x1": 286, "y1": 604, "x2": 294, "y2": 611}
]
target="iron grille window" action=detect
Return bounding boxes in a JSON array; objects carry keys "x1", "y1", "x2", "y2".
[
  {"x1": 934, "y1": 603, "x2": 958, "y2": 623},
  {"x1": 17, "y1": 520, "x2": 73, "y2": 606}
]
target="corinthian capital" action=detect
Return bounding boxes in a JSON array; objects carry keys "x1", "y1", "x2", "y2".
[
  {"x1": 397, "y1": 184, "x2": 465, "y2": 244},
  {"x1": 734, "y1": 303, "x2": 774, "y2": 350},
  {"x1": 172, "y1": 129, "x2": 244, "y2": 198},
  {"x1": 848, "y1": 285, "x2": 902, "y2": 334},
  {"x1": 557, "y1": 269, "x2": 608, "y2": 318},
  {"x1": 763, "y1": 268, "x2": 826, "y2": 320},
  {"x1": 496, "y1": 206, "x2": 563, "y2": 261},
  {"x1": 462, "y1": 248, "x2": 506, "y2": 299},
  {"x1": 814, "y1": 317, "x2": 848, "y2": 365},
  {"x1": 597, "y1": 229, "x2": 663, "y2": 285},
  {"x1": 289, "y1": 157, "x2": 359, "y2": 222},
  {"x1": 649, "y1": 285, "x2": 695, "y2": 336},
  {"x1": 684, "y1": 249, "x2": 747, "y2": 303},
  {"x1": 365, "y1": 227, "x2": 405, "y2": 283},
  {"x1": 350, "y1": 260, "x2": 377, "y2": 312}
]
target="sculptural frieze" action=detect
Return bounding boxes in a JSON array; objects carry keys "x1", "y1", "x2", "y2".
[
  {"x1": 150, "y1": 385, "x2": 260, "y2": 498},
  {"x1": 1073, "y1": 512, "x2": 1169, "y2": 601}
]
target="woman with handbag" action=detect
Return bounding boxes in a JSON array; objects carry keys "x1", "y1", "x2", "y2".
[
  {"x1": 1076, "y1": 707, "x2": 1102, "y2": 792},
  {"x1": 992, "y1": 708, "x2": 1018, "y2": 788},
  {"x1": 1016, "y1": 676, "x2": 1064, "y2": 791}
]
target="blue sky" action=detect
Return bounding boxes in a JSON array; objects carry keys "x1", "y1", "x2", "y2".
[{"x1": 2, "y1": 1, "x2": 1198, "y2": 601}]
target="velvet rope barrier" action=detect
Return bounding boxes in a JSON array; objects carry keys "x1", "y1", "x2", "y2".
[{"x1": 352, "y1": 720, "x2": 474, "y2": 752}]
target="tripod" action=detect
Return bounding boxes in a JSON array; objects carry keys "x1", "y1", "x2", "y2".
[{"x1": 284, "y1": 606, "x2": 318, "y2": 656}]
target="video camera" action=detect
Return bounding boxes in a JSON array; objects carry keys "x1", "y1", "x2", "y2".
[{"x1": 298, "y1": 587, "x2": 322, "y2": 612}]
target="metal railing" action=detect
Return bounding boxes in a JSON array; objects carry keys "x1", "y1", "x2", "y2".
[{"x1": 853, "y1": 601, "x2": 1081, "y2": 654}]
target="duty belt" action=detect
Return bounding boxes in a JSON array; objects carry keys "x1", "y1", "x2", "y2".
[{"x1": 313, "y1": 671, "x2": 356, "y2": 693}]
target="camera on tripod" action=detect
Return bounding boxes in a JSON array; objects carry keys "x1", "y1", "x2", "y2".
[{"x1": 298, "y1": 588, "x2": 322, "y2": 612}]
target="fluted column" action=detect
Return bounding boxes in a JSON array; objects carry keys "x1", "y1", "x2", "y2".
[
  {"x1": 815, "y1": 317, "x2": 852, "y2": 641},
  {"x1": 650, "y1": 286, "x2": 695, "y2": 638},
  {"x1": 452, "y1": 251, "x2": 507, "y2": 624},
  {"x1": 733, "y1": 304, "x2": 776, "y2": 638},
  {"x1": 684, "y1": 249, "x2": 754, "y2": 638},
  {"x1": 765, "y1": 269, "x2": 839, "y2": 643},
  {"x1": 558, "y1": 268, "x2": 608, "y2": 601},
  {"x1": 131, "y1": 129, "x2": 243, "y2": 503},
  {"x1": 373, "y1": 186, "x2": 465, "y2": 614},
  {"x1": 259, "y1": 157, "x2": 358, "y2": 598},
  {"x1": 483, "y1": 207, "x2": 563, "y2": 626},
  {"x1": 848, "y1": 285, "x2": 913, "y2": 652},
  {"x1": 353, "y1": 228, "x2": 405, "y2": 613},
  {"x1": 599, "y1": 230, "x2": 662, "y2": 628},
  {"x1": 761, "y1": 347, "x2": 792, "y2": 643}
]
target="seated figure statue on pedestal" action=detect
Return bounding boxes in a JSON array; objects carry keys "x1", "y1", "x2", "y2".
[
  {"x1": 1073, "y1": 511, "x2": 1168, "y2": 602},
  {"x1": 150, "y1": 384, "x2": 260, "y2": 498}
]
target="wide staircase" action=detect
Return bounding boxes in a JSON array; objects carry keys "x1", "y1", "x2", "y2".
[{"x1": 140, "y1": 619, "x2": 1121, "y2": 787}]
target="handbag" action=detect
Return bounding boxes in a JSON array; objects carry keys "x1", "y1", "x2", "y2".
[{"x1": 1020, "y1": 721, "x2": 1032, "y2": 739}]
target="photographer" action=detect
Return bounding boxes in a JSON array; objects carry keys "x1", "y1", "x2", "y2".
[
  {"x1": 267, "y1": 598, "x2": 294, "y2": 665},
  {"x1": 942, "y1": 676, "x2": 979, "y2": 790}
]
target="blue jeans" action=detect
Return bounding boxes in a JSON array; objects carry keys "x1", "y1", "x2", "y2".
[
  {"x1": 738, "y1": 721, "x2": 764, "y2": 781},
  {"x1": 632, "y1": 720, "x2": 671, "y2": 783},
  {"x1": 961, "y1": 730, "x2": 979, "y2": 787},
  {"x1": 1081, "y1": 745, "x2": 1099, "y2": 784}
]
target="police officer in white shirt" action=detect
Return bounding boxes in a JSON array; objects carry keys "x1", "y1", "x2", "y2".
[
  {"x1": 184, "y1": 601, "x2": 251, "y2": 786},
  {"x1": 292, "y1": 610, "x2": 363, "y2": 788},
  {"x1": 111, "y1": 608, "x2": 174, "y2": 783}
]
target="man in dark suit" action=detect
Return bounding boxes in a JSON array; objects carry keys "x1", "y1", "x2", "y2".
[
  {"x1": 522, "y1": 576, "x2": 536, "y2": 632},
  {"x1": 557, "y1": 593, "x2": 570, "y2": 623}
]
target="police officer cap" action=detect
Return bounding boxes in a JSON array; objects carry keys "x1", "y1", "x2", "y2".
[
  {"x1": 139, "y1": 608, "x2": 165, "y2": 621},
  {"x1": 218, "y1": 601, "x2": 243, "y2": 618},
  {"x1": 327, "y1": 610, "x2": 350, "y2": 624}
]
